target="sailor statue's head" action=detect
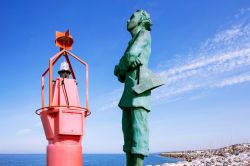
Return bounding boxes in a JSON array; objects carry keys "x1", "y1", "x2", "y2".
[{"x1": 127, "y1": 9, "x2": 152, "y2": 32}]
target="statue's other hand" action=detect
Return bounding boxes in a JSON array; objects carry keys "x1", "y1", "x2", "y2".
[
  {"x1": 118, "y1": 69, "x2": 126, "y2": 83},
  {"x1": 114, "y1": 65, "x2": 120, "y2": 76},
  {"x1": 118, "y1": 75, "x2": 125, "y2": 83},
  {"x1": 114, "y1": 65, "x2": 125, "y2": 83}
]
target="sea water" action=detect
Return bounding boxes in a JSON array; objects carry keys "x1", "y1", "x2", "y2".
[{"x1": 0, "y1": 154, "x2": 179, "y2": 166}]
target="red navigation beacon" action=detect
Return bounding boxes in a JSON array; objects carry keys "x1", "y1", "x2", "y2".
[{"x1": 36, "y1": 30, "x2": 89, "y2": 166}]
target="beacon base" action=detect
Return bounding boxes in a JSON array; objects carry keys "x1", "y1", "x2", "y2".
[{"x1": 47, "y1": 144, "x2": 82, "y2": 166}]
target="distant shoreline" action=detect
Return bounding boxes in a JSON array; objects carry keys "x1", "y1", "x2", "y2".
[{"x1": 160, "y1": 143, "x2": 250, "y2": 165}]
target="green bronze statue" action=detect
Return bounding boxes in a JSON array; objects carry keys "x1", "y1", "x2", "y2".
[{"x1": 114, "y1": 10, "x2": 164, "y2": 166}]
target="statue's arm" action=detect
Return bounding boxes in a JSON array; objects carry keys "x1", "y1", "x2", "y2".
[
  {"x1": 127, "y1": 30, "x2": 149, "y2": 68},
  {"x1": 114, "y1": 55, "x2": 128, "y2": 83},
  {"x1": 114, "y1": 64, "x2": 125, "y2": 83},
  {"x1": 114, "y1": 30, "x2": 150, "y2": 83},
  {"x1": 114, "y1": 49, "x2": 131, "y2": 83}
]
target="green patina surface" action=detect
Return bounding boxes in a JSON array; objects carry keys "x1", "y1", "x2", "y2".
[
  {"x1": 115, "y1": 25, "x2": 152, "y2": 111},
  {"x1": 114, "y1": 9, "x2": 164, "y2": 166}
]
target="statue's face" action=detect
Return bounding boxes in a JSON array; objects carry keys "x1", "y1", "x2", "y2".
[{"x1": 127, "y1": 13, "x2": 140, "y2": 31}]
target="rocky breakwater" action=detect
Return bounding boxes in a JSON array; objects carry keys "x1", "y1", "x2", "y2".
[{"x1": 160, "y1": 143, "x2": 250, "y2": 166}]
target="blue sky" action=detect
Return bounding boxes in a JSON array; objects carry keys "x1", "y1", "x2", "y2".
[{"x1": 0, "y1": 0, "x2": 250, "y2": 153}]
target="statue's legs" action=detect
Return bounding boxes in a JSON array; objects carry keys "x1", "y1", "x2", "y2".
[
  {"x1": 122, "y1": 107, "x2": 149, "y2": 166},
  {"x1": 130, "y1": 107, "x2": 149, "y2": 156},
  {"x1": 132, "y1": 154, "x2": 144, "y2": 166},
  {"x1": 122, "y1": 108, "x2": 132, "y2": 152},
  {"x1": 126, "y1": 152, "x2": 133, "y2": 166},
  {"x1": 122, "y1": 108, "x2": 133, "y2": 165}
]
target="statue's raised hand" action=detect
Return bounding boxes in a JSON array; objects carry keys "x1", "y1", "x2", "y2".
[{"x1": 130, "y1": 56, "x2": 142, "y2": 69}]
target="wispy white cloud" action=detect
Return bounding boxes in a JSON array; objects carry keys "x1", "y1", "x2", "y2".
[
  {"x1": 213, "y1": 73, "x2": 250, "y2": 88},
  {"x1": 159, "y1": 48, "x2": 250, "y2": 84},
  {"x1": 154, "y1": 9, "x2": 250, "y2": 102}
]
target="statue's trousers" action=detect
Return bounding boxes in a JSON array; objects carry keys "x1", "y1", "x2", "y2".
[{"x1": 122, "y1": 107, "x2": 149, "y2": 156}]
